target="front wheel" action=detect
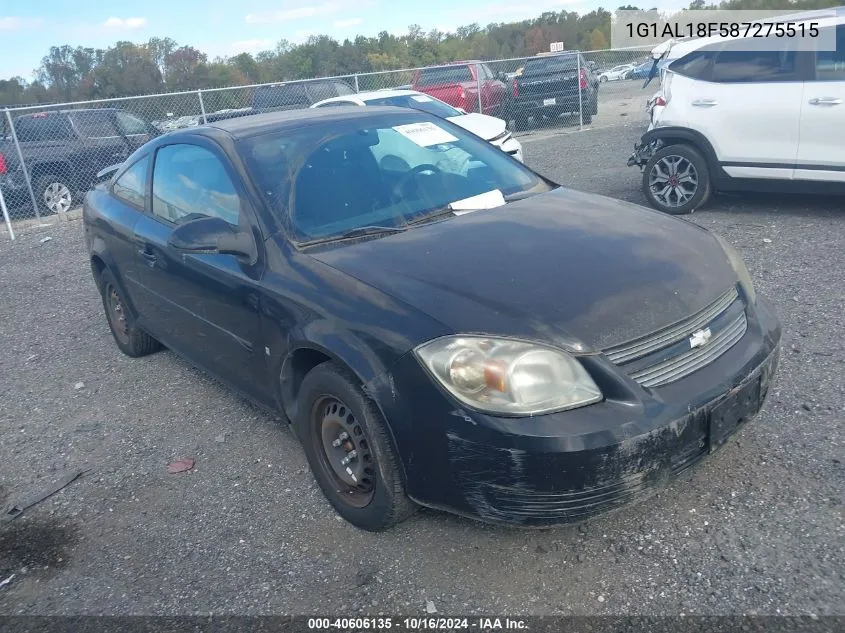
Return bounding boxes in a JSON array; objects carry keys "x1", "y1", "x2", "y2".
[
  {"x1": 34, "y1": 173, "x2": 74, "y2": 215},
  {"x1": 600, "y1": 76, "x2": 608, "y2": 83},
  {"x1": 295, "y1": 362, "x2": 417, "y2": 531},
  {"x1": 642, "y1": 144, "x2": 711, "y2": 215}
]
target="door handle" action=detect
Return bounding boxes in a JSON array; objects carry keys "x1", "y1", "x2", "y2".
[
  {"x1": 808, "y1": 97, "x2": 842, "y2": 106},
  {"x1": 691, "y1": 99, "x2": 718, "y2": 107},
  {"x1": 138, "y1": 248, "x2": 157, "y2": 266}
]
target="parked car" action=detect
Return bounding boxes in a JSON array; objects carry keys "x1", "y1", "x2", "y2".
[
  {"x1": 84, "y1": 106, "x2": 780, "y2": 531},
  {"x1": 251, "y1": 78, "x2": 357, "y2": 112},
  {"x1": 310, "y1": 89, "x2": 523, "y2": 162},
  {"x1": 598, "y1": 63, "x2": 637, "y2": 82},
  {"x1": 411, "y1": 61, "x2": 507, "y2": 116},
  {"x1": 0, "y1": 108, "x2": 158, "y2": 215},
  {"x1": 628, "y1": 11, "x2": 845, "y2": 215},
  {"x1": 505, "y1": 52, "x2": 600, "y2": 128}
]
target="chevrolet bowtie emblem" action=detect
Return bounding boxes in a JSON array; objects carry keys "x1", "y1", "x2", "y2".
[{"x1": 689, "y1": 327, "x2": 713, "y2": 349}]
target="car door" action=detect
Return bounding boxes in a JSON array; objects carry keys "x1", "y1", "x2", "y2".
[
  {"x1": 795, "y1": 24, "x2": 845, "y2": 182},
  {"x1": 69, "y1": 111, "x2": 134, "y2": 189},
  {"x1": 683, "y1": 39, "x2": 804, "y2": 179},
  {"x1": 131, "y1": 140, "x2": 269, "y2": 400}
]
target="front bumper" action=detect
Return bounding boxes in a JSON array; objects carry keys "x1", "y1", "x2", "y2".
[
  {"x1": 376, "y1": 295, "x2": 781, "y2": 527},
  {"x1": 627, "y1": 137, "x2": 665, "y2": 169}
]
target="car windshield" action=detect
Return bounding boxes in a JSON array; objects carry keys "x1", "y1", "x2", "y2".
[
  {"x1": 241, "y1": 113, "x2": 552, "y2": 245},
  {"x1": 364, "y1": 94, "x2": 462, "y2": 118}
]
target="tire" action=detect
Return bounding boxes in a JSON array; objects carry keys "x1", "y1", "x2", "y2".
[
  {"x1": 295, "y1": 361, "x2": 416, "y2": 531},
  {"x1": 512, "y1": 112, "x2": 530, "y2": 131},
  {"x1": 591, "y1": 95, "x2": 598, "y2": 116},
  {"x1": 580, "y1": 107, "x2": 592, "y2": 125},
  {"x1": 642, "y1": 143, "x2": 712, "y2": 215},
  {"x1": 33, "y1": 173, "x2": 74, "y2": 216},
  {"x1": 600, "y1": 76, "x2": 608, "y2": 83},
  {"x1": 98, "y1": 268, "x2": 162, "y2": 357}
]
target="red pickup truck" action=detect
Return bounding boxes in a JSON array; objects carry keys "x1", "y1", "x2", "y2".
[{"x1": 411, "y1": 61, "x2": 507, "y2": 117}]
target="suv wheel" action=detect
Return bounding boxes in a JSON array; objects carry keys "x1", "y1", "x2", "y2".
[
  {"x1": 642, "y1": 144, "x2": 711, "y2": 215},
  {"x1": 34, "y1": 173, "x2": 74, "y2": 215}
]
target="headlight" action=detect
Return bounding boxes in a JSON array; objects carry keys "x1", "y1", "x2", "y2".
[
  {"x1": 414, "y1": 336, "x2": 602, "y2": 416},
  {"x1": 713, "y1": 233, "x2": 756, "y2": 304}
]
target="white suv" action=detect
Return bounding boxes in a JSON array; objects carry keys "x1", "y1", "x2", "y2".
[{"x1": 628, "y1": 11, "x2": 845, "y2": 214}]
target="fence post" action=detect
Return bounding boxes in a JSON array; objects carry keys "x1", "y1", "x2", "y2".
[
  {"x1": 475, "y1": 62, "x2": 483, "y2": 114},
  {"x1": 354, "y1": 74, "x2": 360, "y2": 93},
  {"x1": 577, "y1": 53, "x2": 584, "y2": 130},
  {"x1": 0, "y1": 184, "x2": 15, "y2": 241},
  {"x1": 197, "y1": 90, "x2": 207, "y2": 124},
  {"x1": 4, "y1": 108, "x2": 41, "y2": 221}
]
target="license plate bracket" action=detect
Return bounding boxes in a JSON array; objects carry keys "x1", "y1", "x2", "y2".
[
  {"x1": 708, "y1": 378, "x2": 761, "y2": 453},
  {"x1": 543, "y1": 98, "x2": 556, "y2": 106}
]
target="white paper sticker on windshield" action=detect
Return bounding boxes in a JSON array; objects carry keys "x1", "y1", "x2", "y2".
[
  {"x1": 392, "y1": 122, "x2": 458, "y2": 147},
  {"x1": 448, "y1": 189, "x2": 506, "y2": 215},
  {"x1": 411, "y1": 95, "x2": 433, "y2": 102}
]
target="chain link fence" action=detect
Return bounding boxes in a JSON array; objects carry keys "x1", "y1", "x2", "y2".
[{"x1": 0, "y1": 47, "x2": 652, "y2": 239}]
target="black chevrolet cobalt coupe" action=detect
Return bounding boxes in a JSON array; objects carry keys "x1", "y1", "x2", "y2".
[{"x1": 84, "y1": 107, "x2": 781, "y2": 531}]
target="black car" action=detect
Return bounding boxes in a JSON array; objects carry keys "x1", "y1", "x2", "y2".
[
  {"x1": 251, "y1": 78, "x2": 357, "y2": 112},
  {"x1": 83, "y1": 107, "x2": 781, "y2": 531},
  {"x1": 506, "y1": 52, "x2": 600, "y2": 128},
  {"x1": 0, "y1": 108, "x2": 158, "y2": 215}
]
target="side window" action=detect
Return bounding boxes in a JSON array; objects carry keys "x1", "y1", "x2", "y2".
[
  {"x1": 669, "y1": 49, "x2": 714, "y2": 81},
  {"x1": 112, "y1": 155, "x2": 149, "y2": 208},
  {"x1": 116, "y1": 112, "x2": 149, "y2": 135},
  {"x1": 14, "y1": 116, "x2": 74, "y2": 142},
  {"x1": 333, "y1": 81, "x2": 355, "y2": 96},
  {"x1": 710, "y1": 41, "x2": 798, "y2": 83},
  {"x1": 814, "y1": 25, "x2": 845, "y2": 81},
  {"x1": 307, "y1": 82, "x2": 335, "y2": 103},
  {"x1": 72, "y1": 112, "x2": 121, "y2": 138},
  {"x1": 280, "y1": 84, "x2": 309, "y2": 106},
  {"x1": 152, "y1": 144, "x2": 240, "y2": 226}
]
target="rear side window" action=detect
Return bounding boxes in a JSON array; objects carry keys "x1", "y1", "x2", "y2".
[
  {"x1": 14, "y1": 115, "x2": 74, "y2": 142},
  {"x1": 333, "y1": 81, "x2": 355, "y2": 96},
  {"x1": 669, "y1": 50, "x2": 714, "y2": 80},
  {"x1": 417, "y1": 65, "x2": 473, "y2": 86},
  {"x1": 710, "y1": 40, "x2": 798, "y2": 83},
  {"x1": 72, "y1": 111, "x2": 121, "y2": 138},
  {"x1": 113, "y1": 155, "x2": 149, "y2": 209},
  {"x1": 307, "y1": 82, "x2": 337, "y2": 103},
  {"x1": 116, "y1": 112, "x2": 149, "y2": 135},
  {"x1": 152, "y1": 144, "x2": 240, "y2": 226},
  {"x1": 253, "y1": 84, "x2": 308, "y2": 109},
  {"x1": 814, "y1": 25, "x2": 845, "y2": 81}
]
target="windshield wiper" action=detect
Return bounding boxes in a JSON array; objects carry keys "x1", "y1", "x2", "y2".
[
  {"x1": 298, "y1": 225, "x2": 407, "y2": 247},
  {"x1": 406, "y1": 206, "x2": 457, "y2": 226}
]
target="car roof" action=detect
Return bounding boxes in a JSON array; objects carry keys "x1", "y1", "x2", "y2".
[
  {"x1": 316, "y1": 89, "x2": 433, "y2": 105},
  {"x1": 193, "y1": 105, "x2": 421, "y2": 139}
]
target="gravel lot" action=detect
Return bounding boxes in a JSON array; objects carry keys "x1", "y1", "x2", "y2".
[{"x1": 1, "y1": 116, "x2": 843, "y2": 617}]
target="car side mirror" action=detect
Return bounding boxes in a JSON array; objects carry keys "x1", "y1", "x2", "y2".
[{"x1": 168, "y1": 216, "x2": 257, "y2": 264}]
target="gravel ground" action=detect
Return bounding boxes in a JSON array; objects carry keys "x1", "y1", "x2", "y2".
[{"x1": 0, "y1": 119, "x2": 843, "y2": 617}]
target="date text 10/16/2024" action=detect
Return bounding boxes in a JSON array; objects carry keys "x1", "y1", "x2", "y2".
[
  {"x1": 307, "y1": 617, "x2": 529, "y2": 631},
  {"x1": 626, "y1": 20, "x2": 820, "y2": 39}
]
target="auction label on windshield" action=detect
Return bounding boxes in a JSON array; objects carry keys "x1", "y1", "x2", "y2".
[
  {"x1": 611, "y1": 9, "x2": 837, "y2": 51},
  {"x1": 393, "y1": 122, "x2": 458, "y2": 147}
]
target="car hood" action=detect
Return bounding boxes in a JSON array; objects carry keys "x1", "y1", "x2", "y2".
[
  {"x1": 446, "y1": 113, "x2": 506, "y2": 141},
  {"x1": 309, "y1": 188, "x2": 738, "y2": 351}
]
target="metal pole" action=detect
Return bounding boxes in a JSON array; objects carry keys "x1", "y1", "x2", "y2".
[
  {"x1": 0, "y1": 185, "x2": 15, "y2": 241},
  {"x1": 354, "y1": 74, "x2": 360, "y2": 93},
  {"x1": 197, "y1": 90, "x2": 207, "y2": 124},
  {"x1": 476, "y1": 62, "x2": 483, "y2": 114},
  {"x1": 577, "y1": 53, "x2": 584, "y2": 130},
  {"x1": 4, "y1": 108, "x2": 40, "y2": 221}
]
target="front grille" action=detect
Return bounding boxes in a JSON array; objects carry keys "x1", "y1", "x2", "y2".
[
  {"x1": 603, "y1": 287, "x2": 747, "y2": 388},
  {"x1": 632, "y1": 311, "x2": 747, "y2": 387}
]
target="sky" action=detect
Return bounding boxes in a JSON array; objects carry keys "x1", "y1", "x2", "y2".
[{"x1": 0, "y1": 0, "x2": 629, "y2": 80}]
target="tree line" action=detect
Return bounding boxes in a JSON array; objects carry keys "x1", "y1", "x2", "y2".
[{"x1": 0, "y1": 0, "x2": 839, "y2": 106}]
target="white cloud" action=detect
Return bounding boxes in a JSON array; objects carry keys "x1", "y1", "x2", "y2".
[
  {"x1": 245, "y1": 1, "x2": 372, "y2": 25},
  {"x1": 230, "y1": 39, "x2": 274, "y2": 54},
  {"x1": 0, "y1": 16, "x2": 43, "y2": 31},
  {"x1": 333, "y1": 17, "x2": 362, "y2": 28},
  {"x1": 102, "y1": 17, "x2": 148, "y2": 29}
]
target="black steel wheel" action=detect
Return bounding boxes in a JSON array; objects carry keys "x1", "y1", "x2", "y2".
[
  {"x1": 98, "y1": 269, "x2": 162, "y2": 357},
  {"x1": 295, "y1": 361, "x2": 416, "y2": 531}
]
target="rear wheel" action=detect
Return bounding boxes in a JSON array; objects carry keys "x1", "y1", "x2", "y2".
[
  {"x1": 295, "y1": 362, "x2": 416, "y2": 531},
  {"x1": 642, "y1": 144, "x2": 711, "y2": 215},
  {"x1": 34, "y1": 173, "x2": 74, "y2": 215},
  {"x1": 98, "y1": 269, "x2": 161, "y2": 357}
]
